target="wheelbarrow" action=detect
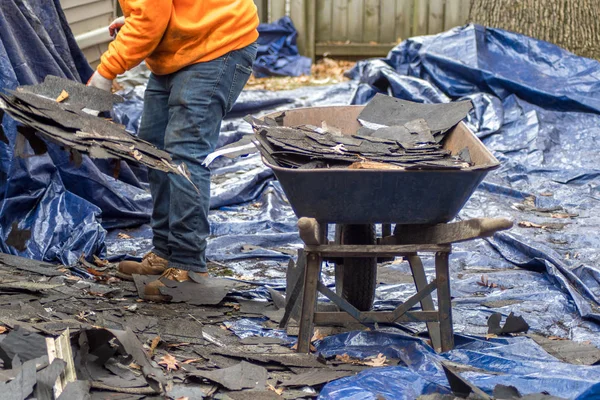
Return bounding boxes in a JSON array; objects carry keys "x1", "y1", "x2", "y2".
[{"x1": 258, "y1": 105, "x2": 511, "y2": 352}]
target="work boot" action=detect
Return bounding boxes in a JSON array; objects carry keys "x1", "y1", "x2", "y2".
[
  {"x1": 116, "y1": 252, "x2": 168, "y2": 281},
  {"x1": 144, "y1": 268, "x2": 191, "y2": 302}
]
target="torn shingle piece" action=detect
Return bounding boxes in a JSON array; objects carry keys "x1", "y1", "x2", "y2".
[
  {"x1": 358, "y1": 93, "x2": 472, "y2": 133},
  {"x1": 19, "y1": 75, "x2": 122, "y2": 112},
  {"x1": 191, "y1": 361, "x2": 267, "y2": 391},
  {"x1": 0, "y1": 87, "x2": 190, "y2": 178}
]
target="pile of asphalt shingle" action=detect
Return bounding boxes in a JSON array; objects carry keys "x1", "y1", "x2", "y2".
[
  {"x1": 250, "y1": 94, "x2": 474, "y2": 170},
  {"x1": 0, "y1": 75, "x2": 190, "y2": 178}
]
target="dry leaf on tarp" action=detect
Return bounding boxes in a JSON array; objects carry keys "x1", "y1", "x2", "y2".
[
  {"x1": 363, "y1": 353, "x2": 387, "y2": 367},
  {"x1": 158, "y1": 354, "x2": 179, "y2": 372},
  {"x1": 335, "y1": 353, "x2": 388, "y2": 367},
  {"x1": 268, "y1": 384, "x2": 284, "y2": 395},
  {"x1": 0, "y1": 326, "x2": 7, "y2": 334},
  {"x1": 117, "y1": 232, "x2": 133, "y2": 239},
  {"x1": 149, "y1": 336, "x2": 161, "y2": 356}
]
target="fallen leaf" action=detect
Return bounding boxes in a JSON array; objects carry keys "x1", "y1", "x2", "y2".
[
  {"x1": 86, "y1": 267, "x2": 105, "y2": 277},
  {"x1": 363, "y1": 353, "x2": 388, "y2": 367},
  {"x1": 223, "y1": 302, "x2": 240, "y2": 311},
  {"x1": 268, "y1": 384, "x2": 284, "y2": 395},
  {"x1": 0, "y1": 326, "x2": 8, "y2": 334},
  {"x1": 176, "y1": 397, "x2": 189, "y2": 400},
  {"x1": 168, "y1": 342, "x2": 191, "y2": 348},
  {"x1": 149, "y1": 336, "x2": 161, "y2": 356},
  {"x1": 519, "y1": 221, "x2": 543, "y2": 229},
  {"x1": 55, "y1": 90, "x2": 69, "y2": 103},
  {"x1": 93, "y1": 256, "x2": 109, "y2": 268},
  {"x1": 311, "y1": 329, "x2": 325, "y2": 342},
  {"x1": 540, "y1": 192, "x2": 553, "y2": 196},
  {"x1": 158, "y1": 353, "x2": 179, "y2": 371},
  {"x1": 129, "y1": 362, "x2": 141, "y2": 370},
  {"x1": 548, "y1": 336, "x2": 567, "y2": 341},
  {"x1": 551, "y1": 213, "x2": 577, "y2": 219},
  {"x1": 117, "y1": 232, "x2": 133, "y2": 239},
  {"x1": 182, "y1": 358, "x2": 203, "y2": 364},
  {"x1": 131, "y1": 149, "x2": 143, "y2": 161},
  {"x1": 335, "y1": 354, "x2": 355, "y2": 364}
]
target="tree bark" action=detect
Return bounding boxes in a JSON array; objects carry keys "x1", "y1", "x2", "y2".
[{"x1": 468, "y1": 0, "x2": 600, "y2": 60}]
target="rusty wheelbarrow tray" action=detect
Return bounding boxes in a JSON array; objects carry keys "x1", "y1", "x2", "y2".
[{"x1": 263, "y1": 105, "x2": 500, "y2": 225}]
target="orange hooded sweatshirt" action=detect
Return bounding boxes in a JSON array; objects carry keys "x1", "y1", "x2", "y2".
[{"x1": 97, "y1": 0, "x2": 259, "y2": 80}]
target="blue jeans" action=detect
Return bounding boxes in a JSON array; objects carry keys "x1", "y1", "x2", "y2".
[{"x1": 138, "y1": 43, "x2": 257, "y2": 272}]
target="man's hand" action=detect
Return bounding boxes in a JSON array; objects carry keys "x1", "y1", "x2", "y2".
[
  {"x1": 87, "y1": 71, "x2": 113, "y2": 92},
  {"x1": 109, "y1": 16, "x2": 125, "y2": 38}
]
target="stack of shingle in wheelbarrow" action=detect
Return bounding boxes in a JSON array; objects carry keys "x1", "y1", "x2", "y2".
[{"x1": 248, "y1": 94, "x2": 513, "y2": 353}]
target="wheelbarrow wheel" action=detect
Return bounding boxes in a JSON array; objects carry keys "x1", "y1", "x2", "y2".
[{"x1": 334, "y1": 224, "x2": 377, "y2": 311}]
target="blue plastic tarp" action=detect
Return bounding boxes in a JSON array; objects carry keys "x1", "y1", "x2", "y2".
[
  {"x1": 253, "y1": 16, "x2": 312, "y2": 78},
  {"x1": 0, "y1": 0, "x2": 157, "y2": 265}
]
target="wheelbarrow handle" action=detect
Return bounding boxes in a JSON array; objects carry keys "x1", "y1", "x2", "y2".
[{"x1": 298, "y1": 217, "x2": 321, "y2": 245}]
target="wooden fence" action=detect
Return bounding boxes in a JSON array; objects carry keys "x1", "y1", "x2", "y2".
[{"x1": 255, "y1": 0, "x2": 471, "y2": 59}]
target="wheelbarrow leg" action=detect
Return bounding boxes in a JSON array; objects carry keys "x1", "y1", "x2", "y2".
[
  {"x1": 407, "y1": 253, "x2": 441, "y2": 352},
  {"x1": 297, "y1": 251, "x2": 322, "y2": 353},
  {"x1": 435, "y1": 251, "x2": 454, "y2": 352}
]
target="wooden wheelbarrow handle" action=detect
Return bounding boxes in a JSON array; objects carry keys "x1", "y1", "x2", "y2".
[{"x1": 298, "y1": 217, "x2": 321, "y2": 245}]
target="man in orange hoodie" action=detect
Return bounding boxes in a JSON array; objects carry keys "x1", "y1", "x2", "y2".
[{"x1": 88, "y1": 0, "x2": 259, "y2": 301}]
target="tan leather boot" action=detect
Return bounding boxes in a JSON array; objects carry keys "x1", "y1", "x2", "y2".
[
  {"x1": 116, "y1": 252, "x2": 168, "y2": 281},
  {"x1": 144, "y1": 268, "x2": 190, "y2": 302}
]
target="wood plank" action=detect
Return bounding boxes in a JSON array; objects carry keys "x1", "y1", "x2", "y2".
[
  {"x1": 395, "y1": 0, "x2": 414, "y2": 42},
  {"x1": 316, "y1": 43, "x2": 395, "y2": 57},
  {"x1": 412, "y1": 0, "x2": 429, "y2": 36},
  {"x1": 379, "y1": 0, "x2": 397, "y2": 43},
  {"x1": 387, "y1": 218, "x2": 513, "y2": 245},
  {"x1": 269, "y1": 0, "x2": 286, "y2": 22},
  {"x1": 435, "y1": 252, "x2": 454, "y2": 352},
  {"x1": 407, "y1": 254, "x2": 441, "y2": 352},
  {"x1": 314, "y1": 311, "x2": 439, "y2": 324},
  {"x1": 305, "y1": 244, "x2": 451, "y2": 257},
  {"x1": 306, "y1": 0, "x2": 317, "y2": 61},
  {"x1": 363, "y1": 0, "x2": 381, "y2": 42},
  {"x1": 315, "y1": 0, "x2": 332, "y2": 42},
  {"x1": 444, "y1": 0, "x2": 466, "y2": 30},
  {"x1": 254, "y1": 0, "x2": 268, "y2": 23},
  {"x1": 331, "y1": 0, "x2": 349, "y2": 41},
  {"x1": 63, "y1": 0, "x2": 113, "y2": 23},
  {"x1": 347, "y1": 0, "x2": 364, "y2": 42},
  {"x1": 428, "y1": 0, "x2": 445, "y2": 34},
  {"x1": 290, "y1": 0, "x2": 307, "y2": 55}
]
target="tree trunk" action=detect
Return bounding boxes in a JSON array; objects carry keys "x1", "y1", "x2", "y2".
[{"x1": 468, "y1": 0, "x2": 600, "y2": 60}]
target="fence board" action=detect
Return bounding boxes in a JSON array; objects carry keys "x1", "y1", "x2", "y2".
[
  {"x1": 316, "y1": 0, "x2": 332, "y2": 42},
  {"x1": 331, "y1": 0, "x2": 349, "y2": 41},
  {"x1": 395, "y1": 0, "x2": 413, "y2": 41},
  {"x1": 270, "y1": 0, "x2": 286, "y2": 21},
  {"x1": 254, "y1": 0, "x2": 268, "y2": 23},
  {"x1": 290, "y1": 0, "x2": 307, "y2": 55},
  {"x1": 413, "y1": 0, "x2": 429, "y2": 35},
  {"x1": 364, "y1": 0, "x2": 381, "y2": 42},
  {"x1": 254, "y1": 0, "x2": 470, "y2": 58},
  {"x1": 347, "y1": 0, "x2": 364, "y2": 42},
  {"x1": 380, "y1": 0, "x2": 397, "y2": 42},
  {"x1": 428, "y1": 0, "x2": 445, "y2": 34}
]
